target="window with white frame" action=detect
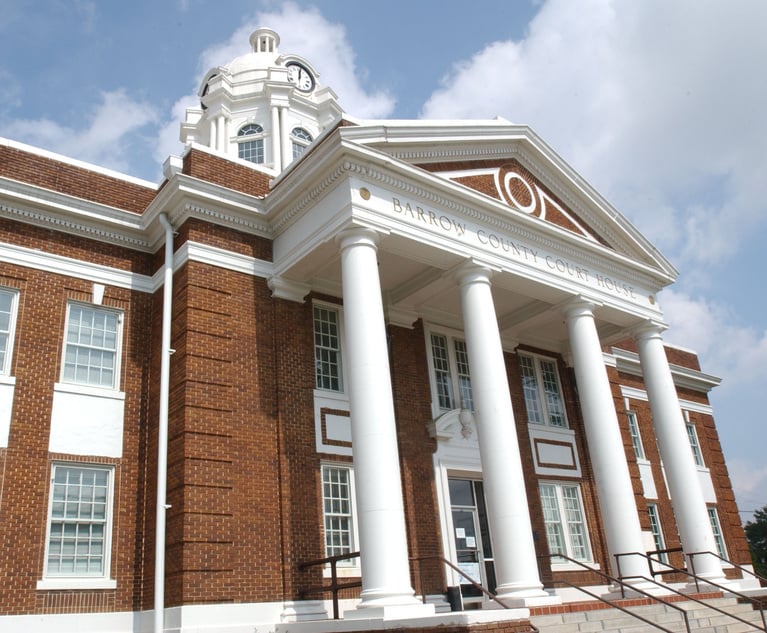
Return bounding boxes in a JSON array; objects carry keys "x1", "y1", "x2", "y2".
[
  {"x1": 62, "y1": 303, "x2": 122, "y2": 389},
  {"x1": 539, "y1": 482, "x2": 592, "y2": 562},
  {"x1": 647, "y1": 504, "x2": 668, "y2": 563},
  {"x1": 684, "y1": 412, "x2": 704, "y2": 467},
  {"x1": 321, "y1": 464, "x2": 356, "y2": 562},
  {"x1": 519, "y1": 353, "x2": 567, "y2": 427},
  {"x1": 707, "y1": 506, "x2": 727, "y2": 559},
  {"x1": 291, "y1": 127, "x2": 313, "y2": 160},
  {"x1": 0, "y1": 287, "x2": 19, "y2": 375},
  {"x1": 428, "y1": 331, "x2": 473, "y2": 412},
  {"x1": 314, "y1": 304, "x2": 343, "y2": 393},
  {"x1": 237, "y1": 123, "x2": 265, "y2": 163},
  {"x1": 627, "y1": 411, "x2": 645, "y2": 460},
  {"x1": 44, "y1": 464, "x2": 113, "y2": 579}
]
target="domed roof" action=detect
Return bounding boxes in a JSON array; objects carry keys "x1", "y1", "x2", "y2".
[{"x1": 225, "y1": 27, "x2": 281, "y2": 76}]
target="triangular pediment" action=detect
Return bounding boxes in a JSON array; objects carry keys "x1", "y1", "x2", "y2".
[
  {"x1": 335, "y1": 120, "x2": 677, "y2": 282},
  {"x1": 420, "y1": 158, "x2": 606, "y2": 246}
]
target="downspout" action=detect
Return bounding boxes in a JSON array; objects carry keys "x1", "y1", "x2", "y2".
[{"x1": 155, "y1": 213, "x2": 174, "y2": 633}]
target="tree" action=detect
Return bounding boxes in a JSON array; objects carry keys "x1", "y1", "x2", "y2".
[{"x1": 744, "y1": 505, "x2": 767, "y2": 580}]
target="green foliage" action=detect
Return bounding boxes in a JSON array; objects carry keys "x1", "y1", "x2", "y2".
[{"x1": 745, "y1": 505, "x2": 767, "y2": 579}]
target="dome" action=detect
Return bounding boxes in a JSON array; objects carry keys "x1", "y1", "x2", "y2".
[{"x1": 224, "y1": 27, "x2": 280, "y2": 76}]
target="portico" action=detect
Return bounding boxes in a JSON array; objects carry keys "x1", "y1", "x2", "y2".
[{"x1": 263, "y1": 118, "x2": 728, "y2": 613}]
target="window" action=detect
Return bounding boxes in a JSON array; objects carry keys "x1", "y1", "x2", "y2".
[
  {"x1": 519, "y1": 354, "x2": 567, "y2": 427},
  {"x1": 627, "y1": 411, "x2": 645, "y2": 459},
  {"x1": 647, "y1": 504, "x2": 668, "y2": 563},
  {"x1": 62, "y1": 303, "x2": 122, "y2": 389},
  {"x1": 322, "y1": 464, "x2": 355, "y2": 562},
  {"x1": 314, "y1": 305, "x2": 342, "y2": 392},
  {"x1": 685, "y1": 412, "x2": 704, "y2": 466},
  {"x1": 237, "y1": 123, "x2": 265, "y2": 163},
  {"x1": 428, "y1": 332, "x2": 473, "y2": 411},
  {"x1": 0, "y1": 288, "x2": 19, "y2": 375},
  {"x1": 539, "y1": 483, "x2": 591, "y2": 562},
  {"x1": 44, "y1": 464, "x2": 113, "y2": 579},
  {"x1": 291, "y1": 127, "x2": 313, "y2": 160},
  {"x1": 708, "y1": 507, "x2": 727, "y2": 559}
]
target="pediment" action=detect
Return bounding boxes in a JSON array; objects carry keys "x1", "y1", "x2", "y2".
[
  {"x1": 337, "y1": 122, "x2": 678, "y2": 281},
  {"x1": 422, "y1": 158, "x2": 606, "y2": 245}
]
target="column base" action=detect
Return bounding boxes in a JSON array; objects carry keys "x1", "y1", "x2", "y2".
[
  {"x1": 344, "y1": 602, "x2": 436, "y2": 621},
  {"x1": 493, "y1": 586, "x2": 561, "y2": 608}
]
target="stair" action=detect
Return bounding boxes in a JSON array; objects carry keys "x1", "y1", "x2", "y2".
[{"x1": 530, "y1": 596, "x2": 766, "y2": 633}]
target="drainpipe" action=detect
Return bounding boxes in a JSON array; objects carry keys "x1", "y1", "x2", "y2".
[{"x1": 155, "y1": 213, "x2": 174, "y2": 633}]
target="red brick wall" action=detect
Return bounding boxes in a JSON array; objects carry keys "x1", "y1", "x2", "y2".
[
  {"x1": 0, "y1": 144, "x2": 156, "y2": 213},
  {"x1": 0, "y1": 262, "x2": 153, "y2": 615}
]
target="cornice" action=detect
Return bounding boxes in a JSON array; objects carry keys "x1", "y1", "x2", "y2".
[
  {"x1": 0, "y1": 177, "x2": 151, "y2": 251},
  {"x1": 611, "y1": 347, "x2": 721, "y2": 394},
  {"x1": 327, "y1": 152, "x2": 670, "y2": 291}
]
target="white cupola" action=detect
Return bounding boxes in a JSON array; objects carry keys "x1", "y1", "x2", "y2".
[{"x1": 180, "y1": 27, "x2": 342, "y2": 175}]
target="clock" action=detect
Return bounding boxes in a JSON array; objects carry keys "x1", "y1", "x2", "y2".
[{"x1": 286, "y1": 61, "x2": 315, "y2": 93}]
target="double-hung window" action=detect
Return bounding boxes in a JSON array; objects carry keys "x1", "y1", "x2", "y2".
[
  {"x1": 708, "y1": 507, "x2": 727, "y2": 559},
  {"x1": 539, "y1": 482, "x2": 592, "y2": 563},
  {"x1": 428, "y1": 331, "x2": 473, "y2": 413},
  {"x1": 314, "y1": 305, "x2": 343, "y2": 393},
  {"x1": 627, "y1": 411, "x2": 645, "y2": 460},
  {"x1": 321, "y1": 464, "x2": 356, "y2": 563},
  {"x1": 684, "y1": 412, "x2": 704, "y2": 467},
  {"x1": 519, "y1": 353, "x2": 567, "y2": 427},
  {"x1": 62, "y1": 303, "x2": 122, "y2": 390},
  {"x1": 42, "y1": 464, "x2": 114, "y2": 585},
  {"x1": 647, "y1": 504, "x2": 668, "y2": 563},
  {"x1": 0, "y1": 287, "x2": 19, "y2": 375}
]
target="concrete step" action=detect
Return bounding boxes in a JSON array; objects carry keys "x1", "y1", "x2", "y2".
[{"x1": 530, "y1": 597, "x2": 767, "y2": 633}]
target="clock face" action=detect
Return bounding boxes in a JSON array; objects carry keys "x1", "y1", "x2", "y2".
[{"x1": 286, "y1": 62, "x2": 315, "y2": 93}]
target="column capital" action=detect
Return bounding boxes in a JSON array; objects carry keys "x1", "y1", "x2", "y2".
[
  {"x1": 453, "y1": 260, "x2": 494, "y2": 287},
  {"x1": 267, "y1": 276, "x2": 311, "y2": 303},
  {"x1": 336, "y1": 226, "x2": 381, "y2": 252},
  {"x1": 632, "y1": 319, "x2": 668, "y2": 342},
  {"x1": 562, "y1": 295, "x2": 601, "y2": 320}
]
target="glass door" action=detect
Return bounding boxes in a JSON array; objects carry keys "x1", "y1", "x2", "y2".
[{"x1": 448, "y1": 478, "x2": 496, "y2": 599}]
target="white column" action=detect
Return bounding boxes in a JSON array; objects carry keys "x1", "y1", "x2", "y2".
[
  {"x1": 337, "y1": 228, "x2": 429, "y2": 617},
  {"x1": 634, "y1": 323, "x2": 725, "y2": 581},
  {"x1": 456, "y1": 264, "x2": 553, "y2": 605},
  {"x1": 564, "y1": 299, "x2": 650, "y2": 581},
  {"x1": 270, "y1": 105, "x2": 281, "y2": 170},
  {"x1": 217, "y1": 116, "x2": 227, "y2": 153},
  {"x1": 280, "y1": 107, "x2": 291, "y2": 170},
  {"x1": 209, "y1": 117, "x2": 217, "y2": 150}
]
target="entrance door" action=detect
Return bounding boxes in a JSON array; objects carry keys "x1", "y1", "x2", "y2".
[{"x1": 448, "y1": 478, "x2": 496, "y2": 599}]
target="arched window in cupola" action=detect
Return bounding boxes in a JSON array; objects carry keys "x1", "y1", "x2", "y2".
[
  {"x1": 237, "y1": 123, "x2": 265, "y2": 164},
  {"x1": 291, "y1": 127, "x2": 313, "y2": 160}
]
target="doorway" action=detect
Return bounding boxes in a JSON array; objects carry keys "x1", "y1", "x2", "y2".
[{"x1": 448, "y1": 478, "x2": 496, "y2": 599}]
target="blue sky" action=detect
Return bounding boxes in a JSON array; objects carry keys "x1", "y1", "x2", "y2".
[{"x1": 2, "y1": 1, "x2": 766, "y2": 520}]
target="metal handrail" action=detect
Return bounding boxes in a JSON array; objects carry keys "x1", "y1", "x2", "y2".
[
  {"x1": 539, "y1": 553, "x2": 691, "y2": 633},
  {"x1": 298, "y1": 551, "x2": 362, "y2": 619},
  {"x1": 615, "y1": 550, "x2": 767, "y2": 632},
  {"x1": 688, "y1": 549, "x2": 767, "y2": 591},
  {"x1": 409, "y1": 554, "x2": 512, "y2": 610},
  {"x1": 298, "y1": 552, "x2": 531, "y2": 623}
]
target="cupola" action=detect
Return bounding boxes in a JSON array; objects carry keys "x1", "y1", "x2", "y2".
[{"x1": 180, "y1": 27, "x2": 342, "y2": 175}]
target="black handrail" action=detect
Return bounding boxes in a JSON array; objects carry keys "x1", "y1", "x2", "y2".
[
  {"x1": 539, "y1": 553, "x2": 691, "y2": 633},
  {"x1": 615, "y1": 550, "x2": 767, "y2": 633},
  {"x1": 409, "y1": 554, "x2": 512, "y2": 610},
  {"x1": 298, "y1": 551, "x2": 362, "y2": 620}
]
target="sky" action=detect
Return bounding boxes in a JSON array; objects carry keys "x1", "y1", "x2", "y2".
[{"x1": 1, "y1": 1, "x2": 765, "y2": 521}]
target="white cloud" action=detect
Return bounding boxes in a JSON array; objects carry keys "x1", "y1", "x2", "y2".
[
  {"x1": 660, "y1": 289, "x2": 767, "y2": 389},
  {"x1": 2, "y1": 89, "x2": 159, "y2": 173},
  {"x1": 421, "y1": 0, "x2": 767, "y2": 272}
]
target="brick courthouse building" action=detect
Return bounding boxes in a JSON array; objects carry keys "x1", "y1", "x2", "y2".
[{"x1": 0, "y1": 28, "x2": 757, "y2": 633}]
